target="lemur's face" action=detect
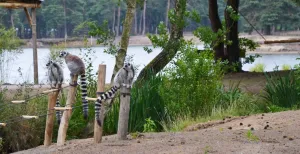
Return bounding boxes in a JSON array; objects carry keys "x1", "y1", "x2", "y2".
[
  {"x1": 124, "y1": 63, "x2": 133, "y2": 71},
  {"x1": 46, "y1": 60, "x2": 53, "y2": 67},
  {"x1": 59, "y1": 51, "x2": 68, "y2": 58}
]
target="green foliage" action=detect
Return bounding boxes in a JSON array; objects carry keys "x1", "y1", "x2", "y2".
[
  {"x1": 249, "y1": 63, "x2": 265, "y2": 72},
  {"x1": 160, "y1": 43, "x2": 224, "y2": 117},
  {"x1": 246, "y1": 130, "x2": 259, "y2": 142},
  {"x1": 143, "y1": 117, "x2": 157, "y2": 132},
  {"x1": 264, "y1": 71, "x2": 299, "y2": 108},
  {"x1": 281, "y1": 64, "x2": 291, "y2": 71},
  {"x1": 144, "y1": 22, "x2": 169, "y2": 53}
]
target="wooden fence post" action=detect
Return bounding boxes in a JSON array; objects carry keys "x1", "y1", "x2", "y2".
[
  {"x1": 57, "y1": 76, "x2": 78, "y2": 146},
  {"x1": 94, "y1": 65, "x2": 106, "y2": 143},
  {"x1": 117, "y1": 80, "x2": 131, "y2": 140},
  {"x1": 43, "y1": 90, "x2": 60, "y2": 146}
]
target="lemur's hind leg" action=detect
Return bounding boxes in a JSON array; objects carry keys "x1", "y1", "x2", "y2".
[{"x1": 69, "y1": 73, "x2": 78, "y2": 87}]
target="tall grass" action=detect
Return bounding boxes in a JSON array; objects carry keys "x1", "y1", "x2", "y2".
[{"x1": 263, "y1": 71, "x2": 299, "y2": 108}]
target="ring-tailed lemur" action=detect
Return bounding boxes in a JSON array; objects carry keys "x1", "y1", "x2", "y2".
[
  {"x1": 46, "y1": 60, "x2": 64, "y2": 124},
  {"x1": 59, "y1": 51, "x2": 89, "y2": 119},
  {"x1": 46, "y1": 60, "x2": 64, "y2": 88},
  {"x1": 95, "y1": 63, "x2": 135, "y2": 126},
  {"x1": 55, "y1": 98, "x2": 62, "y2": 124}
]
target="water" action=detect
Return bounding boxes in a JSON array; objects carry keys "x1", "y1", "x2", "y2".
[{"x1": 2, "y1": 46, "x2": 300, "y2": 84}]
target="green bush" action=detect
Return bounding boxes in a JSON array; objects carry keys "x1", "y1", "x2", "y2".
[
  {"x1": 263, "y1": 71, "x2": 299, "y2": 108},
  {"x1": 249, "y1": 63, "x2": 265, "y2": 72}
]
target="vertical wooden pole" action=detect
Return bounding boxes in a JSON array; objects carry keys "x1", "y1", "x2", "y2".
[
  {"x1": 31, "y1": 8, "x2": 38, "y2": 84},
  {"x1": 57, "y1": 76, "x2": 78, "y2": 146},
  {"x1": 117, "y1": 81, "x2": 131, "y2": 140},
  {"x1": 94, "y1": 65, "x2": 106, "y2": 143},
  {"x1": 44, "y1": 91, "x2": 60, "y2": 146}
]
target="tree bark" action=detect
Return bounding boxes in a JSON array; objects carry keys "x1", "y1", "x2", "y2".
[
  {"x1": 165, "y1": 0, "x2": 170, "y2": 28},
  {"x1": 136, "y1": 0, "x2": 186, "y2": 84},
  {"x1": 63, "y1": 0, "x2": 67, "y2": 45},
  {"x1": 116, "y1": 6, "x2": 121, "y2": 36},
  {"x1": 208, "y1": 0, "x2": 225, "y2": 60},
  {"x1": 110, "y1": 0, "x2": 137, "y2": 83},
  {"x1": 142, "y1": 0, "x2": 147, "y2": 35},
  {"x1": 113, "y1": 7, "x2": 116, "y2": 34},
  {"x1": 134, "y1": 9, "x2": 138, "y2": 35},
  {"x1": 225, "y1": 0, "x2": 241, "y2": 71},
  {"x1": 9, "y1": 9, "x2": 14, "y2": 29}
]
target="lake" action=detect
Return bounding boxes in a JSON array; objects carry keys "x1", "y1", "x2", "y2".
[{"x1": 1, "y1": 46, "x2": 300, "y2": 84}]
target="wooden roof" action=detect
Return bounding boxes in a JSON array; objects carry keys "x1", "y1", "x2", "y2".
[{"x1": 0, "y1": 0, "x2": 43, "y2": 8}]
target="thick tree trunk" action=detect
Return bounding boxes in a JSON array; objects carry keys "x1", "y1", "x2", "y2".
[
  {"x1": 142, "y1": 0, "x2": 147, "y2": 35},
  {"x1": 116, "y1": 6, "x2": 121, "y2": 36},
  {"x1": 110, "y1": 0, "x2": 136, "y2": 83},
  {"x1": 136, "y1": 0, "x2": 186, "y2": 84},
  {"x1": 225, "y1": 0, "x2": 241, "y2": 71},
  {"x1": 208, "y1": 0, "x2": 225, "y2": 60}
]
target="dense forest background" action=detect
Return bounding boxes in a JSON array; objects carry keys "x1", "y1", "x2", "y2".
[{"x1": 0, "y1": 0, "x2": 299, "y2": 39}]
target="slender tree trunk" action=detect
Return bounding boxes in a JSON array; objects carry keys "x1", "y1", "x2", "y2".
[
  {"x1": 134, "y1": 9, "x2": 138, "y2": 35},
  {"x1": 208, "y1": 0, "x2": 225, "y2": 60},
  {"x1": 165, "y1": 0, "x2": 170, "y2": 28},
  {"x1": 136, "y1": 0, "x2": 186, "y2": 84},
  {"x1": 142, "y1": 0, "x2": 147, "y2": 35},
  {"x1": 139, "y1": 10, "x2": 143, "y2": 34},
  {"x1": 225, "y1": 0, "x2": 241, "y2": 71},
  {"x1": 63, "y1": 0, "x2": 67, "y2": 44},
  {"x1": 116, "y1": 6, "x2": 121, "y2": 36},
  {"x1": 110, "y1": 0, "x2": 137, "y2": 83},
  {"x1": 9, "y1": 9, "x2": 14, "y2": 29},
  {"x1": 113, "y1": 7, "x2": 116, "y2": 34}
]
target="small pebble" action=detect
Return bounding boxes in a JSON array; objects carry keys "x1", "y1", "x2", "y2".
[
  {"x1": 262, "y1": 114, "x2": 265, "y2": 116},
  {"x1": 228, "y1": 126, "x2": 232, "y2": 130},
  {"x1": 248, "y1": 124, "x2": 251, "y2": 127},
  {"x1": 250, "y1": 127, "x2": 254, "y2": 131},
  {"x1": 266, "y1": 122, "x2": 269, "y2": 124},
  {"x1": 289, "y1": 137, "x2": 294, "y2": 141},
  {"x1": 240, "y1": 123, "x2": 243, "y2": 126},
  {"x1": 283, "y1": 136, "x2": 287, "y2": 138},
  {"x1": 170, "y1": 144, "x2": 175, "y2": 146},
  {"x1": 137, "y1": 140, "x2": 141, "y2": 143}
]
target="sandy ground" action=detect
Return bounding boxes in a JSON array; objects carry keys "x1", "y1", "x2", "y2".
[{"x1": 13, "y1": 110, "x2": 300, "y2": 154}]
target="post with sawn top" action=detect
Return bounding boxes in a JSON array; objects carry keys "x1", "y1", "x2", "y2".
[
  {"x1": 117, "y1": 77, "x2": 131, "y2": 140},
  {"x1": 94, "y1": 64, "x2": 106, "y2": 143}
]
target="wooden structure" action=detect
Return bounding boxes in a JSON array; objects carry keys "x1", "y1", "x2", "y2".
[
  {"x1": 94, "y1": 65, "x2": 106, "y2": 143},
  {"x1": 117, "y1": 78, "x2": 131, "y2": 140},
  {"x1": 0, "y1": 0, "x2": 43, "y2": 84}
]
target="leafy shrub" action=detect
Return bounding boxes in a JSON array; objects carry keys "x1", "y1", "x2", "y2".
[
  {"x1": 281, "y1": 64, "x2": 291, "y2": 71},
  {"x1": 263, "y1": 71, "x2": 299, "y2": 108},
  {"x1": 249, "y1": 63, "x2": 265, "y2": 72}
]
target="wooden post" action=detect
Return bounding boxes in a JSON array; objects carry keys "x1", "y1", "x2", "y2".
[
  {"x1": 44, "y1": 91, "x2": 60, "y2": 146},
  {"x1": 117, "y1": 80, "x2": 131, "y2": 140},
  {"x1": 94, "y1": 65, "x2": 106, "y2": 143},
  {"x1": 57, "y1": 76, "x2": 78, "y2": 146},
  {"x1": 31, "y1": 8, "x2": 38, "y2": 84}
]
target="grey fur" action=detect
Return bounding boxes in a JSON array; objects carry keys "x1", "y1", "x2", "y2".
[
  {"x1": 46, "y1": 60, "x2": 64, "y2": 88},
  {"x1": 95, "y1": 63, "x2": 135, "y2": 126}
]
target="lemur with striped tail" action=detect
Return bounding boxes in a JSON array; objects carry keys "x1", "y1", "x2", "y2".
[
  {"x1": 59, "y1": 51, "x2": 89, "y2": 119},
  {"x1": 95, "y1": 63, "x2": 135, "y2": 126},
  {"x1": 46, "y1": 60, "x2": 64, "y2": 124}
]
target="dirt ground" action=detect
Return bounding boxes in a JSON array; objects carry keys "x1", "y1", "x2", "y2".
[{"x1": 14, "y1": 110, "x2": 300, "y2": 154}]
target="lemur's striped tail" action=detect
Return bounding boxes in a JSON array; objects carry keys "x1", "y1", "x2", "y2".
[
  {"x1": 95, "y1": 85, "x2": 119, "y2": 126},
  {"x1": 55, "y1": 98, "x2": 62, "y2": 125},
  {"x1": 81, "y1": 74, "x2": 88, "y2": 119}
]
